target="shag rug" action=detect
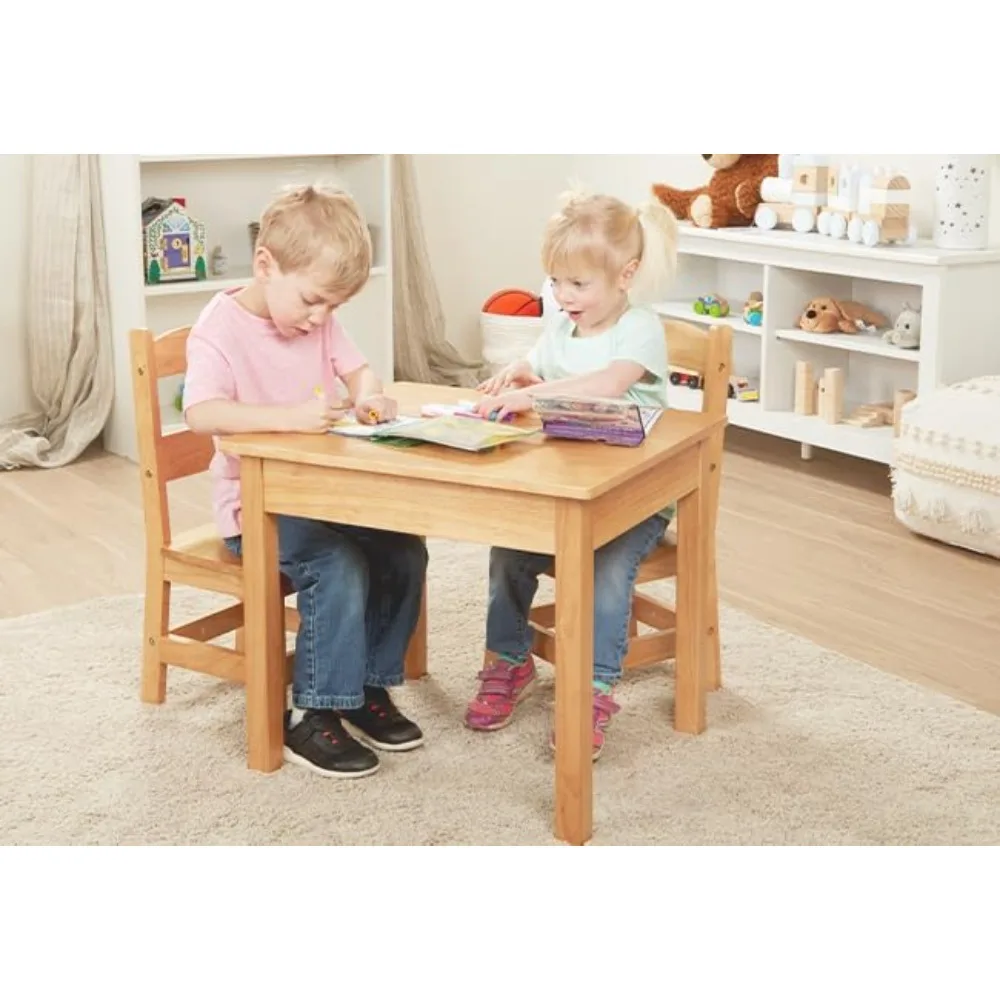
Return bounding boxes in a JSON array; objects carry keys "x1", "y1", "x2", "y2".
[{"x1": 1, "y1": 539, "x2": 997, "y2": 846}]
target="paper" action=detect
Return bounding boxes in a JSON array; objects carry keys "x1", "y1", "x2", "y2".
[
  {"x1": 329, "y1": 415, "x2": 424, "y2": 438},
  {"x1": 383, "y1": 415, "x2": 538, "y2": 452}
]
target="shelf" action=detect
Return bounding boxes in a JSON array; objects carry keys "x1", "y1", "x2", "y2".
[
  {"x1": 775, "y1": 328, "x2": 919, "y2": 362},
  {"x1": 653, "y1": 300, "x2": 761, "y2": 336},
  {"x1": 139, "y1": 154, "x2": 350, "y2": 164},
  {"x1": 144, "y1": 266, "x2": 387, "y2": 299},
  {"x1": 668, "y1": 387, "x2": 893, "y2": 463},
  {"x1": 676, "y1": 223, "x2": 1000, "y2": 267}
]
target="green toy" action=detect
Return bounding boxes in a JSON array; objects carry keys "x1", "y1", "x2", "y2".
[{"x1": 693, "y1": 294, "x2": 729, "y2": 318}]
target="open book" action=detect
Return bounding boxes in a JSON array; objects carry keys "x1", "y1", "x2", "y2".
[
  {"x1": 532, "y1": 395, "x2": 664, "y2": 447},
  {"x1": 330, "y1": 414, "x2": 538, "y2": 453}
]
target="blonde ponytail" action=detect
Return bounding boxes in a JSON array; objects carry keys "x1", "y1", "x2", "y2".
[{"x1": 629, "y1": 199, "x2": 679, "y2": 306}]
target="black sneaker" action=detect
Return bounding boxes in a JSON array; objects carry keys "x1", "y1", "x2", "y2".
[
  {"x1": 339, "y1": 686, "x2": 424, "y2": 752},
  {"x1": 283, "y1": 710, "x2": 380, "y2": 779}
]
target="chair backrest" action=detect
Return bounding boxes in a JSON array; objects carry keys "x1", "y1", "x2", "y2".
[
  {"x1": 662, "y1": 319, "x2": 733, "y2": 418},
  {"x1": 129, "y1": 326, "x2": 215, "y2": 550}
]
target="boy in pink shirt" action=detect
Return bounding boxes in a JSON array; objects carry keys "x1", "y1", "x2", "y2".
[{"x1": 183, "y1": 183, "x2": 427, "y2": 780}]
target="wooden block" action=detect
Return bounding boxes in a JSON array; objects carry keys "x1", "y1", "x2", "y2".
[
  {"x1": 818, "y1": 367, "x2": 844, "y2": 424},
  {"x1": 795, "y1": 361, "x2": 816, "y2": 416},
  {"x1": 893, "y1": 389, "x2": 917, "y2": 437},
  {"x1": 844, "y1": 412, "x2": 881, "y2": 428}
]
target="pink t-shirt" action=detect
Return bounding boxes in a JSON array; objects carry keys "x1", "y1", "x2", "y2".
[{"x1": 182, "y1": 289, "x2": 367, "y2": 539}]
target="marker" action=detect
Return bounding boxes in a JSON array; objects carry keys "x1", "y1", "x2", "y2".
[{"x1": 314, "y1": 386, "x2": 325, "y2": 399}]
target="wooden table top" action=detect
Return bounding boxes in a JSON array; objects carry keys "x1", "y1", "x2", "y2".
[{"x1": 219, "y1": 382, "x2": 723, "y2": 501}]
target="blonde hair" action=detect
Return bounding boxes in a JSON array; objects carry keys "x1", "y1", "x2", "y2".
[
  {"x1": 255, "y1": 182, "x2": 372, "y2": 298},
  {"x1": 541, "y1": 187, "x2": 678, "y2": 305}
]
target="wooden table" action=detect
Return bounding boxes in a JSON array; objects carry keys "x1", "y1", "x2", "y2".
[{"x1": 219, "y1": 382, "x2": 722, "y2": 846}]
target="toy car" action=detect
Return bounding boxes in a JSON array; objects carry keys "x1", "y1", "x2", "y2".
[
  {"x1": 728, "y1": 375, "x2": 759, "y2": 402},
  {"x1": 693, "y1": 294, "x2": 730, "y2": 318},
  {"x1": 669, "y1": 367, "x2": 704, "y2": 390}
]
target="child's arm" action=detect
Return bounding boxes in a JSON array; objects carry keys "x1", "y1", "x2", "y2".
[
  {"x1": 341, "y1": 363, "x2": 399, "y2": 423},
  {"x1": 521, "y1": 360, "x2": 647, "y2": 400},
  {"x1": 185, "y1": 397, "x2": 347, "y2": 436},
  {"x1": 183, "y1": 333, "x2": 346, "y2": 435}
]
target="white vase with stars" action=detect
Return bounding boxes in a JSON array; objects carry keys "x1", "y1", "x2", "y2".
[{"x1": 933, "y1": 156, "x2": 993, "y2": 250}]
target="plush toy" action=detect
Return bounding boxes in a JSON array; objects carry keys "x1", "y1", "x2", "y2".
[
  {"x1": 883, "y1": 303, "x2": 922, "y2": 349},
  {"x1": 798, "y1": 297, "x2": 889, "y2": 335},
  {"x1": 652, "y1": 154, "x2": 780, "y2": 229}
]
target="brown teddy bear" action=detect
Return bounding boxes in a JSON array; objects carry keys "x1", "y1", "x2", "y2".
[
  {"x1": 652, "y1": 154, "x2": 779, "y2": 229},
  {"x1": 798, "y1": 297, "x2": 889, "y2": 335}
]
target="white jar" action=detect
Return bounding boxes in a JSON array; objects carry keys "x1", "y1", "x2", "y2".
[{"x1": 934, "y1": 156, "x2": 993, "y2": 250}]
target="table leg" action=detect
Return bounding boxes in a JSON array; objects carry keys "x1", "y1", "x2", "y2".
[
  {"x1": 241, "y1": 457, "x2": 286, "y2": 772},
  {"x1": 404, "y1": 586, "x2": 428, "y2": 681},
  {"x1": 675, "y1": 441, "x2": 709, "y2": 735},
  {"x1": 553, "y1": 499, "x2": 594, "y2": 846}
]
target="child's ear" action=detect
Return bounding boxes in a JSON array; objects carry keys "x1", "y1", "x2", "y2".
[
  {"x1": 620, "y1": 259, "x2": 639, "y2": 288},
  {"x1": 253, "y1": 246, "x2": 276, "y2": 280}
]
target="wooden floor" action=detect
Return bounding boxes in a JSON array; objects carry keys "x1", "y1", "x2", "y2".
[{"x1": 2, "y1": 430, "x2": 998, "y2": 716}]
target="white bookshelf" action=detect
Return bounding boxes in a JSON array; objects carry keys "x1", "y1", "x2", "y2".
[
  {"x1": 99, "y1": 153, "x2": 393, "y2": 462},
  {"x1": 654, "y1": 224, "x2": 1000, "y2": 465}
]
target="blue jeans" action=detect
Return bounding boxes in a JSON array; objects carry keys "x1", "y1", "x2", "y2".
[
  {"x1": 486, "y1": 513, "x2": 669, "y2": 685},
  {"x1": 225, "y1": 517, "x2": 427, "y2": 711}
]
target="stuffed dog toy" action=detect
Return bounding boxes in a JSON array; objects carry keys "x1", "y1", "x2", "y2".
[{"x1": 798, "y1": 297, "x2": 889, "y2": 335}]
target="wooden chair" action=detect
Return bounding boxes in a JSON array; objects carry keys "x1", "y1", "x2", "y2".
[
  {"x1": 129, "y1": 325, "x2": 304, "y2": 706},
  {"x1": 527, "y1": 320, "x2": 732, "y2": 692}
]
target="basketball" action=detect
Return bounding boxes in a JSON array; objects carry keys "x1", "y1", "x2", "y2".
[{"x1": 482, "y1": 288, "x2": 542, "y2": 317}]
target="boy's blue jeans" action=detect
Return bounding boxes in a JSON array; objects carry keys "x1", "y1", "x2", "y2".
[
  {"x1": 486, "y1": 512, "x2": 669, "y2": 685},
  {"x1": 225, "y1": 516, "x2": 427, "y2": 711}
]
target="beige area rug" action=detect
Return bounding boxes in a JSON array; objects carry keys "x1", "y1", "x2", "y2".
[{"x1": 2, "y1": 539, "x2": 998, "y2": 846}]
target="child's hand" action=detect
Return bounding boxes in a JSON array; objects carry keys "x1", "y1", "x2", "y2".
[
  {"x1": 355, "y1": 394, "x2": 398, "y2": 425},
  {"x1": 478, "y1": 360, "x2": 541, "y2": 396},
  {"x1": 284, "y1": 397, "x2": 348, "y2": 433},
  {"x1": 476, "y1": 390, "x2": 534, "y2": 422}
]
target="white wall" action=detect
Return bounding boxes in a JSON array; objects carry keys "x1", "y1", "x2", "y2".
[
  {"x1": 418, "y1": 154, "x2": 1000, "y2": 358},
  {"x1": 0, "y1": 155, "x2": 30, "y2": 422},
  {"x1": 414, "y1": 154, "x2": 575, "y2": 358}
]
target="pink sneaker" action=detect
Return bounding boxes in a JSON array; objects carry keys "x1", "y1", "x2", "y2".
[
  {"x1": 464, "y1": 654, "x2": 538, "y2": 731},
  {"x1": 550, "y1": 687, "x2": 621, "y2": 761}
]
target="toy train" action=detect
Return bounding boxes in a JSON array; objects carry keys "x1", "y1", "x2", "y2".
[
  {"x1": 753, "y1": 154, "x2": 917, "y2": 247},
  {"x1": 669, "y1": 368, "x2": 758, "y2": 402}
]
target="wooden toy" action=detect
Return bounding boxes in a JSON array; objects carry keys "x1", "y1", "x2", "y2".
[
  {"x1": 817, "y1": 367, "x2": 844, "y2": 424},
  {"x1": 142, "y1": 197, "x2": 207, "y2": 284},
  {"x1": 818, "y1": 166, "x2": 917, "y2": 247},
  {"x1": 893, "y1": 389, "x2": 917, "y2": 436},
  {"x1": 754, "y1": 154, "x2": 831, "y2": 234},
  {"x1": 843, "y1": 402, "x2": 894, "y2": 428},
  {"x1": 794, "y1": 361, "x2": 816, "y2": 415}
]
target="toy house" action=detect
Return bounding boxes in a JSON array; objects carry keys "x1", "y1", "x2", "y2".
[{"x1": 142, "y1": 197, "x2": 207, "y2": 284}]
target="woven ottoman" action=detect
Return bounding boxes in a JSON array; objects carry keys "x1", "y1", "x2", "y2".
[{"x1": 891, "y1": 375, "x2": 1000, "y2": 559}]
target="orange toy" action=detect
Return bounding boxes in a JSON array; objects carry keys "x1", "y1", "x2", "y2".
[
  {"x1": 653, "y1": 154, "x2": 779, "y2": 229},
  {"x1": 483, "y1": 288, "x2": 542, "y2": 317}
]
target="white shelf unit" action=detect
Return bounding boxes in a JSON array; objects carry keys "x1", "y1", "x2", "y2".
[
  {"x1": 654, "y1": 224, "x2": 1000, "y2": 465},
  {"x1": 99, "y1": 153, "x2": 393, "y2": 461}
]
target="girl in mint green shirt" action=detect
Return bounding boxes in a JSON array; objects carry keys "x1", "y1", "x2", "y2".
[{"x1": 468, "y1": 189, "x2": 679, "y2": 761}]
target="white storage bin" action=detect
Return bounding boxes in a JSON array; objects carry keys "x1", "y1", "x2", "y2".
[{"x1": 480, "y1": 313, "x2": 545, "y2": 375}]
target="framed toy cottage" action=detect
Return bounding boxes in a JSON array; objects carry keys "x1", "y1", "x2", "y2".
[{"x1": 142, "y1": 197, "x2": 207, "y2": 284}]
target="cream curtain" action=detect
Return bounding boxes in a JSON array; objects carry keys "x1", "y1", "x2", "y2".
[
  {"x1": 0, "y1": 155, "x2": 114, "y2": 470},
  {"x1": 390, "y1": 154, "x2": 486, "y2": 387}
]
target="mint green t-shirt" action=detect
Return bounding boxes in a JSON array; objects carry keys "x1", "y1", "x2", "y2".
[
  {"x1": 526, "y1": 305, "x2": 669, "y2": 411},
  {"x1": 526, "y1": 304, "x2": 674, "y2": 522}
]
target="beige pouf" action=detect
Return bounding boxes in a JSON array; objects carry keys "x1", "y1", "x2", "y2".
[{"x1": 891, "y1": 375, "x2": 1000, "y2": 559}]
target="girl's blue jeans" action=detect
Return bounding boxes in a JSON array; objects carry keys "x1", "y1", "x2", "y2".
[
  {"x1": 225, "y1": 516, "x2": 427, "y2": 711},
  {"x1": 485, "y1": 512, "x2": 669, "y2": 685}
]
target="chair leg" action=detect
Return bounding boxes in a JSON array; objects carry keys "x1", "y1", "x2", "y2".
[
  {"x1": 706, "y1": 553, "x2": 722, "y2": 691},
  {"x1": 404, "y1": 586, "x2": 428, "y2": 680},
  {"x1": 141, "y1": 574, "x2": 170, "y2": 704}
]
